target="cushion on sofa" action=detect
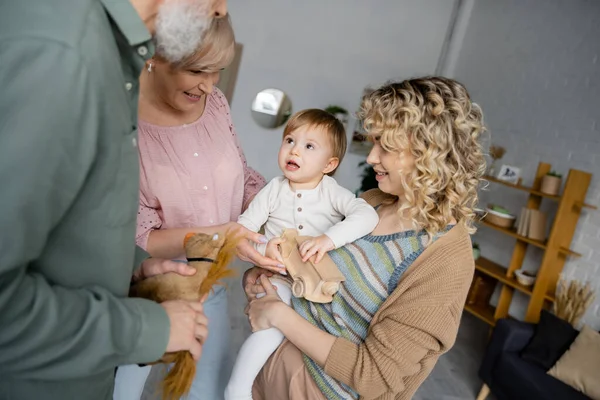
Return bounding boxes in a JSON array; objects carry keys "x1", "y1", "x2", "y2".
[
  {"x1": 548, "y1": 325, "x2": 600, "y2": 400},
  {"x1": 521, "y1": 310, "x2": 578, "y2": 370}
]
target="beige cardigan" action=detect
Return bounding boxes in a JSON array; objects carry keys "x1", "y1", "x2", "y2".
[{"x1": 323, "y1": 190, "x2": 475, "y2": 399}]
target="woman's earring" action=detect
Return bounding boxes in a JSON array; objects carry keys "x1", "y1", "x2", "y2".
[{"x1": 147, "y1": 62, "x2": 153, "y2": 72}]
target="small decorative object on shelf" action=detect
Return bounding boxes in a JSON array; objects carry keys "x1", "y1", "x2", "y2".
[
  {"x1": 466, "y1": 272, "x2": 496, "y2": 306},
  {"x1": 553, "y1": 278, "x2": 596, "y2": 327},
  {"x1": 516, "y1": 208, "x2": 547, "y2": 241},
  {"x1": 472, "y1": 242, "x2": 480, "y2": 260},
  {"x1": 497, "y1": 164, "x2": 522, "y2": 185},
  {"x1": 484, "y1": 205, "x2": 516, "y2": 229},
  {"x1": 540, "y1": 170, "x2": 562, "y2": 195},
  {"x1": 515, "y1": 269, "x2": 536, "y2": 287},
  {"x1": 527, "y1": 209, "x2": 547, "y2": 241},
  {"x1": 488, "y1": 144, "x2": 506, "y2": 176}
]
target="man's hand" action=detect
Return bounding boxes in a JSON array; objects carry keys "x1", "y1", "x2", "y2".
[
  {"x1": 298, "y1": 234, "x2": 335, "y2": 263},
  {"x1": 243, "y1": 267, "x2": 274, "y2": 302},
  {"x1": 227, "y1": 223, "x2": 286, "y2": 274},
  {"x1": 131, "y1": 258, "x2": 196, "y2": 284},
  {"x1": 161, "y1": 300, "x2": 208, "y2": 361}
]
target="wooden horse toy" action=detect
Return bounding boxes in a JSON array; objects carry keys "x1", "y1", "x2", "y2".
[{"x1": 129, "y1": 231, "x2": 238, "y2": 400}]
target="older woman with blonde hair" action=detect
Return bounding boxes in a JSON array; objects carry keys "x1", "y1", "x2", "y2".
[
  {"x1": 243, "y1": 77, "x2": 487, "y2": 400},
  {"x1": 114, "y1": 13, "x2": 281, "y2": 400}
]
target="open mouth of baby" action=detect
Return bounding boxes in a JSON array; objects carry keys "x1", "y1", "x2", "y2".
[{"x1": 286, "y1": 160, "x2": 300, "y2": 171}]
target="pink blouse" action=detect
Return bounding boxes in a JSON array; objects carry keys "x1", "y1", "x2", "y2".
[{"x1": 135, "y1": 88, "x2": 266, "y2": 253}]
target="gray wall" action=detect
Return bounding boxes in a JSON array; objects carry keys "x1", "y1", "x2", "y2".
[
  {"x1": 450, "y1": 0, "x2": 600, "y2": 328},
  {"x1": 227, "y1": 0, "x2": 457, "y2": 189}
]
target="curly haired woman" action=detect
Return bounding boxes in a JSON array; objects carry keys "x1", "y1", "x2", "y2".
[{"x1": 242, "y1": 77, "x2": 487, "y2": 400}]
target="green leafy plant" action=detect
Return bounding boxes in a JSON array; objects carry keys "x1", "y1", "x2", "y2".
[
  {"x1": 357, "y1": 161, "x2": 378, "y2": 193},
  {"x1": 324, "y1": 105, "x2": 348, "y2": 115},
  {"x1": 471, "y1": 241, "x2": 481, "y2": 260},
  {"x1": 491, "y1": 205, "x2": 511, "y2": 215},
  {"x1": 546, "y1": 170, "x2": 562, "y2": 178}
]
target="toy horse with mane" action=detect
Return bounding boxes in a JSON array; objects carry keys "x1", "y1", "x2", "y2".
[{"x1": 129, "y1": 231, "x2": 238, "y2": 400}]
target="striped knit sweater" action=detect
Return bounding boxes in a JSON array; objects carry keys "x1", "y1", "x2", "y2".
[
  {"x1": 292, "y1": 229, "x2": 436, "y2": 399},
  {"x1": 298, "y1": 189, "x2": 475, "y2": 400}
]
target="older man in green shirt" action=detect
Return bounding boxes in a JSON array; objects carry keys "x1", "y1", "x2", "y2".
[{"x1": 0, "y1": 0, "x2": 237, "y2": 399}]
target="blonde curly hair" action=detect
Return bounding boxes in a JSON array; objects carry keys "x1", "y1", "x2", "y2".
[{"x1": 359, "y1": 77, "x2": 486, "y2": 237}]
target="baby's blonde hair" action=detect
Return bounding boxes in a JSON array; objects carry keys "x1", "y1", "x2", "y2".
[
  {"x1": 161, "y1": 14, "x2": 235, "y2": 72},
  {"x1": 359, "y1": 77, "x2": 486, "y2": 237}
]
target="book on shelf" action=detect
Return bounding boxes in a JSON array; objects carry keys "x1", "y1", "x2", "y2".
[{"x1": 517, "y1": 207, "x2": 529, "y2": 236}]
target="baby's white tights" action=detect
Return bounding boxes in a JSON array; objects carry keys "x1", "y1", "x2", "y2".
[{"x1": 224, "y1": 278, "x2": 292, "y2": 400}]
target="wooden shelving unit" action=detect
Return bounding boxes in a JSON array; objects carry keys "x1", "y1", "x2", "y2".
[
  {"x1": 465, "y1": 302, "x2": 496, "y2": 326},
  {"x1": 464, "y1": 162, "x2": 594, "y2": 326}
]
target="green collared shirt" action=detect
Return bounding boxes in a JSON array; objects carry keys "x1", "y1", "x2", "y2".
[{"x1": 0, "y1": 1, "x2": 169, "y2": 399}]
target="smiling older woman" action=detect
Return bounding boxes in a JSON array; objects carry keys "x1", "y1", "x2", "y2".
[
  {"x1": 113, "y1": 13, "x2": 279, "y2": 400},
  {"x1": 244, "y1": 77, "x2": 487, "y2": 400},
  {"x1": 136, "y1": 15, "x2": 270, "y2": 400}
]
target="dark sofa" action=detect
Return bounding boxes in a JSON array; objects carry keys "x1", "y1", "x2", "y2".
[{"x1": 478, "y1": 317, "x2": 590, "y2": 400}]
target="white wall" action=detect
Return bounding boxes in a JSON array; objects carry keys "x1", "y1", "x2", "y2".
[
  {"x1": 226, "y1": 0, "x2": 457, "y2": 190},
  {"x1": 449, "y1": 0, "x2": 600, "y2": 328}
]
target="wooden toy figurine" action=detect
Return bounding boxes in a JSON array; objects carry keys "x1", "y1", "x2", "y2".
[{"x1": 278, "y1": 229, "x2": 345, "y2": 303}]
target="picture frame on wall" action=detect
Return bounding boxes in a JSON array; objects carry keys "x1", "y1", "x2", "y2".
[{"x1": 497, "y1": 164, "x2": 521, "y2": 185}]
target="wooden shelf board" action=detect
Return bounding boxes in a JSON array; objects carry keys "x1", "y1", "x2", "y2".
[
  {"x1": 475, "y1": 257, "x2": 534, "y2": 297},
  {"x1": 577, "y1": 201, "x2": 598, "y2": 210},
  {"x1": 480, "y1": 222, "x2": 580, "y2": 258},
  {"x1": 558, "y1": 247, "x2": 582, "y2": 258},
  {"x1": 484, "y1": 175, "x2": 561, "y2": 201},
  {"x1": 480, "y1": 220, "x2": 547, "y2": 249},
  {"x1": 464, "y1": 302, "x2": 496, "y2": 326}
]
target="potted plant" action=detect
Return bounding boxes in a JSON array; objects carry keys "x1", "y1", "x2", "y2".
[
  {"x1": 484, "y1": 204, "x2": 516, "y2": 229},
  {"x1": 540, "y1": 170, "x2": 562, "y2": 195},
  {"x1": 472, "y1": 242, "x2": 481, "y2": 260},
  {"x1": 355, "y1": 161, "x2": 378, "y2": 196},
  {"x1": 324, "y1": 105, "x2": 348, "y2": 126}
]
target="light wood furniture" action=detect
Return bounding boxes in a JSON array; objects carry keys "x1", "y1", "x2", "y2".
[
  {"x1": 279, "y1": 229, "x2": 345, "y2": 303},
  {"x1": 476, "y1": 384, "x2": 491, "y2": 400},
  {"x1": 464, "y1": 161, "x2": 596, "y2": 326}
]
